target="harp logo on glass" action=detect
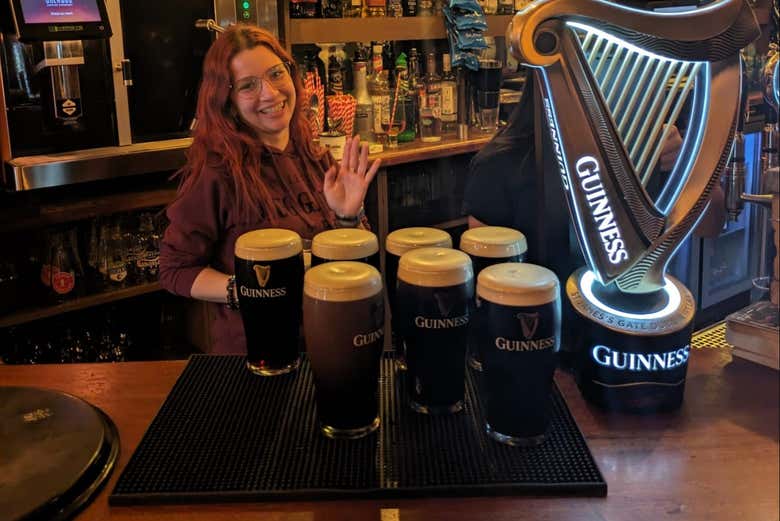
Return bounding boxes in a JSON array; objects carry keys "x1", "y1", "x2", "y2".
[
  {"x1": 575, "y1": 156, "x2": 628, "y2": 265},
  {"x1": 591, "y1": 344, "x2": 690, "y2": 372},
  {"x1": 516, "y1": 312, "x2": 540, "y2": 339},
  {"x1": 254, "y1": 264, "x2": 271, "y2": 287}
]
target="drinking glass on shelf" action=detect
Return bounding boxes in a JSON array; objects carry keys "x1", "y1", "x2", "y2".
[{"x1": 382, "y1": 91, "x2": 406, "y2": 149}]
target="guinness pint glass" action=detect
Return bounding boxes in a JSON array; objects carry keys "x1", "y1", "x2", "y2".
[
  {"x1": 311, "y1": 228, "x2": 380, "y2": 270},
  {"x1": 304, "y1": 261, "x2": 385, "y2": 439},
  {"x1": 477, "y1": 263, "x2": 560, "y2": 446},
  {"x1": 459, "y1": 226, "x2": 527, "y2": 371},
  {"x1": 385, "y1": 227, "x2": 452, "y2": 369},
  {"x1": 397, "y1": 247, "x2": 474, "y2": 414},
  {"x1": 235, "y1": 228, "x2": 304, "y2": 376}
]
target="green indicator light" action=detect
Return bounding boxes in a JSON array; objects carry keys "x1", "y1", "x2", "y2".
[
  {"x1": 242, "y1": 10, "x2": 250, "y2": 18},
  {"x1": 242, "y1": 1, "x2": 250, "y2": 8}
]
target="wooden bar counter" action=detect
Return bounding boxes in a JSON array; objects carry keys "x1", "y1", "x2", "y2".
[{"x1": 1, "y1": 344, "x2": 777, "y2": 521}]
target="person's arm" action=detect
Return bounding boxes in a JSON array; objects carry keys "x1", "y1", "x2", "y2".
[
  {"x1": 659, "y1": 124, "x2": 684, "y2": 173},
  {"x1": 189, "y1": 267, "x2": 232, "y2": 304},
  {"x1": 657, "y1": 124, "x2": 726, "y2": 238},
  {"x1": 692, "y1": 183, "x2": 727, "y2": 238},
  {"x1": 468, "y1": 215, "x2": 487, "y2": 228},
  {"x1": 463, "y1": 144, "x2": 519, "y2": 229},
  {"x1": 159, "y1": 167, "x2": 232, "y2": 304}
]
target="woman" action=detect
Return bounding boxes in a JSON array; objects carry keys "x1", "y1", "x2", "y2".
[{"x1": 159, "y1": 25, "x2": 381, "y2": 354}]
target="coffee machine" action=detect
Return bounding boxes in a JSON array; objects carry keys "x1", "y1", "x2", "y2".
[
  {"x1": 0, "y1": 0, "x2": 279, "y2": 190},
  {"x1": 0, "y1": 0, "x2": 116, "y2": 157}
]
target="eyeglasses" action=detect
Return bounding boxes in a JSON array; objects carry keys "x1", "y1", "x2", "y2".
[{"x1": 230, "y1": 62, "x2": 291, "y2": 99}]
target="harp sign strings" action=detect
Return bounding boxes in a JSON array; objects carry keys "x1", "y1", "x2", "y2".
[{"x1": 571, "y1": 23, "x2": 704, "y2": 192}]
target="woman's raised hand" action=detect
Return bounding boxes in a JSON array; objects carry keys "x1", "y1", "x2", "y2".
[{"x1": 323, "y1": 135, "x2": 382, "y2": 217}]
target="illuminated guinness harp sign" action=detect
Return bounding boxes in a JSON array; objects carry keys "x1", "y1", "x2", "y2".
[{"x1": 508, "y1": 0, "x2": 760, "y2": 411}]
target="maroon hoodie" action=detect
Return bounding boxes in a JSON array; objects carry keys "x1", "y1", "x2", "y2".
[{"x1": 159, "y1": 142, "x2": 337, "y2": 354}]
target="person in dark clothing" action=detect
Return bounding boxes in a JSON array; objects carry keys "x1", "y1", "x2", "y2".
[
  {"x1": 159, "y1": 25, "x2": 381, "y2": 354},
  {"x1": 463, "y1": 76, "x2": 542, "y2": 261}
]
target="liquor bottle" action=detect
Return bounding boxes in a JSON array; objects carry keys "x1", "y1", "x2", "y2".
[
  {"x1": 49, "y1": 232, "x2": 78, "y2": 302},
  {"x1": 382, "y1": 42, "x2": 395, "y2": 87},
  {"x1": 343, "y1": 0, "x2": 364, "y2": 17},
  {"x1": 290, "y1": 0, "x2": 319, "y2": 18},
  {"x1": 119, "y1": 215, "x2": 139, "y2": 284},
  {"x1": 106, "y1": 222, "x2": 128, "y2": 287},
  {"x1": 403, "y1": 0, "x2": 417, "y2": 16},
  {"x1": 401, "y1": 48, "x2": 424, "y2": 142},
  {"x1": 387, "y1": 0, "x2": 402, "y2": 16},
  {"x1": 417, "y1": 0, "x2": 433, "y2": 16},
  {"x1": 135, "y1": 213, "x2": 161, "y2": 282},
  {"x1": 478, "y1": 0, "x2": 497, "y2": 14},
  {"x1": 368, "y1": 44, "x2": 390, "y2": 144},
  {"x1": 497, "y1": 0, "x2": 514, "y2": 14},
  {"x1": 327, "y1": 54, "x2": 344, "y2": 95},
  {"x1": 353, "y1": 51, "x2": 375, "y2": 142},
  {"x1": 366, "y1": 0, "x2": 386, "y2": 16},
  {"x1": 397, "y1": 51, "x2": 417, "y2": 143},
  {"x1": 420, "y1": 53, "x2": 442, "y2": 142},
  {"x1": 441, "y1": 53, "x2": 458, "y2": 136},
  {"x1": 321, "y1": 0, "x2": 344, "y2": 17}
]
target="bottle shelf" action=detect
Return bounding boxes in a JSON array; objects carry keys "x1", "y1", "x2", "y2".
[
  {"x1": 0, "y1": 281, "x2": 162, "y2": 328},
  {"x1": 0, "y1": 188, "x2": 177, "y2": 233},
  {"x1": 288, "y1": 14, "x2": 514, "y2": 44},
  {"x1": 371, "y1": 132, "x2": 493, "y2": 168}
]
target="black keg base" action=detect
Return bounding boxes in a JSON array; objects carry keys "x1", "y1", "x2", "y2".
[
  {"x1": 567, "y1": 268, "x2": 696, "y2": 413},
  {"x1": 0, "y1": 387, "x2": 120, "y2": 521}
]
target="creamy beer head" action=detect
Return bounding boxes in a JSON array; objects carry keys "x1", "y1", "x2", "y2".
[
  {"x1": 386, "y1": 227, "x2": 453, "y2": 256},
  {"x1": 477, "y1": 263, "x2": 559, "y2": 307},
  {"x1": 312, "y1": 229, "x2": 379, "y2": 260},
  {"x1": 459, "y1": 226, "x2": 527, "y2": 259},
  {"x1": 235, "y1": 228, "x2": 303, "y2": 261},
  {"x1": 398, "y1": 247, "x2": 473, "y2": 288},
  {"x1": 304, "y1": 261, "x2": 383, "y2": 302}
]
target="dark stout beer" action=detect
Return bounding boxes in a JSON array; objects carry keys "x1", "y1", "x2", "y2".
[
  {"x1": 397, "y1": 247, "x2": 473, "y2": 414},
  {"x1": 311, "y1": 228, "x2": 380, "y2": 271},
  {"x1": 385, "y1": 227, "x2": 452, "y2": 369},
  {"x1": 459, "y1": 226, "x2": 527, "y2": 371},
  {"x1": 234, "y1": 229, "x2": 304, "y2": 376},
  {"x1": 303, "y1": 261, "x2": 385, "y2": 439},
  {"x1": 477, "y1": 263, "x2": 560, "y2": 446}
]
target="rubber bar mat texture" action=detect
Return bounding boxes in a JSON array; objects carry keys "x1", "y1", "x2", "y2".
[{"x1": 110, "y1": 355, "x2": 606, "y2": 504}]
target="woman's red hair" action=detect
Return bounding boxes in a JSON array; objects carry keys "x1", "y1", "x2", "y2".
[{"x1": 175, "y1": 24, "x2": 332, "y2": 225}]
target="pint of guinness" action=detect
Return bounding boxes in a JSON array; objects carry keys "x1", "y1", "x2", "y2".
[
  {"x1": 385, "y1": 227, "x2": 453, "y2": 369},
  {"x1": 397, "y1": 247, "x2": 474, "y2": 414},
  {"x1": 234, "y1": 229, "x2": 304, "y2": 376},
  {"x1": 303, "y1": 261, "x2": 385, "y2": 439},
  {"x1": 311, "y1": 229, "x2": 380, "y2": 271},
  {"x1": 477, "y1": 263, "x2": 560, "y2": 446},
  {"x1": 459, "y1": 226, "x2": 527, "y2": 371}
]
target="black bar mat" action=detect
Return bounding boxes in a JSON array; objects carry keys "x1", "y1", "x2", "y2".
[{"x1": 110, "y1": 355, "x2": 606, "y2": 504}]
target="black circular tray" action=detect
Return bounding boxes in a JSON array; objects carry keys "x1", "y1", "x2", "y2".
[{"x1": 0, "y1": 386, "x2": 119, "y2": 521}]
